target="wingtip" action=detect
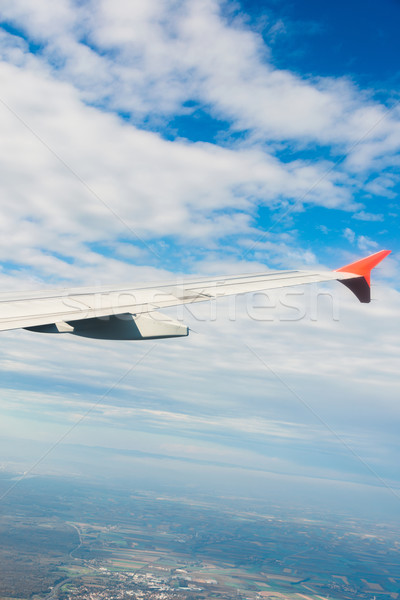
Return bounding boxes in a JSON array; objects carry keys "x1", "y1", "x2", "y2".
[
  {"x1": 335, "y1": 249, "x2": 391, "y2": 302},
  {"x1": 335, "y1": 249, "x2": 391, "y2": 285}
]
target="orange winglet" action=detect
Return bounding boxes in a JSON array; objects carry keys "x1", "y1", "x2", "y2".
[
  {"x1": 336, "y1": 249, "x2": 391, "y2": 285},
  {"x1": 335, "y1": 249, "x2": 391, "y2": 303}
]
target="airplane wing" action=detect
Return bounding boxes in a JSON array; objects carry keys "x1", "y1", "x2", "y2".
[{"x1": 0, "y1": 250, "x2": 390, "y2": 340}]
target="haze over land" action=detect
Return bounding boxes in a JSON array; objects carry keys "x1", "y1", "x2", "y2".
[{"x1": 1, "y1": 473, "x2": 400, "y2": 600}]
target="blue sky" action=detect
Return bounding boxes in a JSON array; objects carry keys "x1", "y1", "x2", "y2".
[
  {"x1": 246, "y1": 0, "x2": 400, "y2": 84},
  {"x1": 0, "y1": 0, "x2": 399, "y2": 521}
]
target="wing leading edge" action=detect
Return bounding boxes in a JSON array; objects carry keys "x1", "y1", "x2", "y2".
[{"x1": 0, "y1": 250, "x2": 390, "y2": 339}]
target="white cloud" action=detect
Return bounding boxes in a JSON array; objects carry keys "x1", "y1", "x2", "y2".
[
  {"x1": 352, "y1": 210, "x2": 384, "y2": 222},
  {"x1": 343, "y1": 228, "x2": 355, "y2": 244},
  {"x1": 357, "y1": 235, "x2": 379, "y2": 252},
  {"x1": 364, "y1": 174, "x2": 398, "y2": 198},
  {"x1": 0, "y1": 0, "x2": 397, "y2": 287},
  {"x1": 2, "y1": 0, "x2": 400, "y2": 166},
  {"x1": 342, "y1": 228, "x2": 380, "y2": 254},
  {"x1": 0, "y1": 50, "x2": 365, "y2": 284}
]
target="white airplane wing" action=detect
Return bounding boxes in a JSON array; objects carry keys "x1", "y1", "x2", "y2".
[{"x1": 0, "y1": 250, "x2": 390, "y2": 340}]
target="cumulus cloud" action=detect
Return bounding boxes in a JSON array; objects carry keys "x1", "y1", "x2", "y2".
[
  {"x1": 2, "y1": 0, "x2": 400, "y2": 160},
  {"x1": 0, "y1": 0, "x2": 397, "y2": 283},
  {"x1": 0, "y1": 51, "x2": 364, "y2": 283}
]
